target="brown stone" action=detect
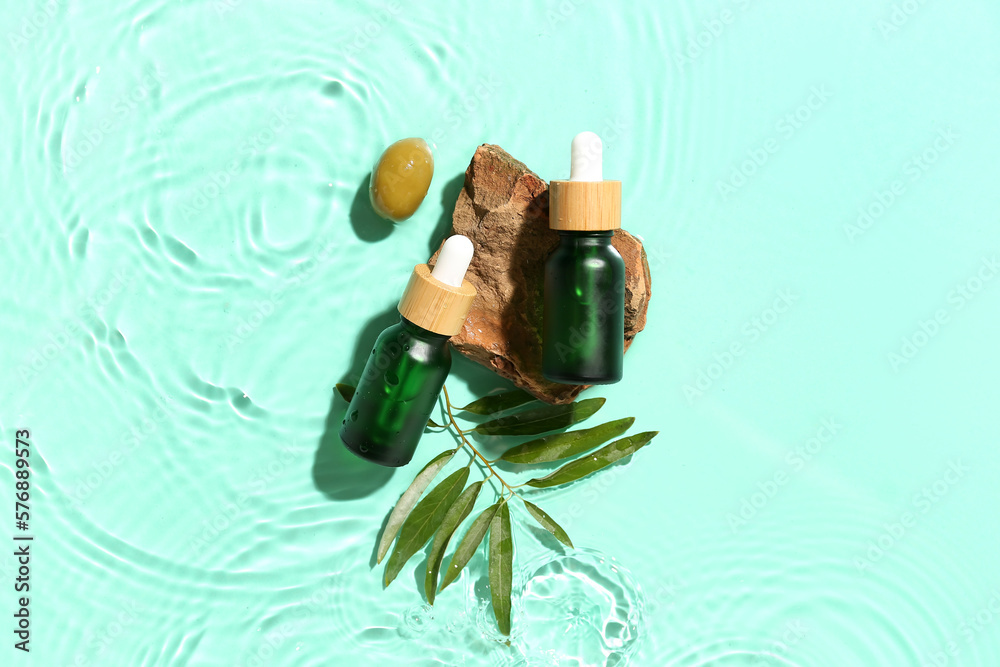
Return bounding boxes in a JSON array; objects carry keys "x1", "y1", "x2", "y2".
[{"x1": 431, "y1": 144, "x2": 651, "y2": 404}]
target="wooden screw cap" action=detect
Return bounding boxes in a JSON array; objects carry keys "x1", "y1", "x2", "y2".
[
  {"x1": 548, "y1": 180, "x2": 621, "y2": 231},
  {"x1": 397, "y1": 264, "x2": 477, "y2": 336}
]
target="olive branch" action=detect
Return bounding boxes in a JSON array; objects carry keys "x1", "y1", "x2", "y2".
[{"x1": 335, "y1": 383, "x2": 657, "y2": 637}]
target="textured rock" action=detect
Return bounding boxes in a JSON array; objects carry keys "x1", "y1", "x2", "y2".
[{"x1": 432, "y1": 144, "x2": 651, "y2": 404}]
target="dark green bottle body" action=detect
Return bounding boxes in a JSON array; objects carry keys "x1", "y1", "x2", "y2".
[
  {"x1": 543, "y1": 231, "x2": 625, "y2": 384},
  {"x1": 340, "y1": 316, "x2": 450, "y2": 467}
]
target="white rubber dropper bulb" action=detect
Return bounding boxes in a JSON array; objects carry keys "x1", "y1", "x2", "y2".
[
  {"x1": 430, "y1": 234, "x2": 474, "y2": 287},
  {"x1": 569, "y1": 131, "x2": 603, "y2": 182}
]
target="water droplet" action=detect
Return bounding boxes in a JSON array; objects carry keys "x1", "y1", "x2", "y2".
[
  {"x1": 359, "y1": 444, "x2": 369, "y2": 453},
  {"x1": 371, "y1": 348, "x2": 375, "y2": 355},
  {"x1": 512, "y1": 548, "x2": 644, "y2": 663},
  {"x1": 445, "y1": 609, "x2": 470, "y2": 633},
  {"x1": 350, "y1": 410, "x2": 359, "y2": 421},
  {"x1": 404, "y1": 344, "x2": 410, "y2": 350},
  {"x1": 400, "y1": 604, "x2": 433, "y2": 638},
  {"x1": 385, "y1": 370, "x2": 399, "y2": 386}
]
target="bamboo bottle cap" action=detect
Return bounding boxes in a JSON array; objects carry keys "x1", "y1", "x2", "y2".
[
  {"x1": 397, "y1": 264, "x2": 477, "y2": 337},
  {"x1": 549, "y1": 180, "x2": 621, "y2": 231}
]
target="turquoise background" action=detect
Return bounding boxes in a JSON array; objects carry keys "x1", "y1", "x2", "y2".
[{"x1": 3, "y1": 0, "x2": 1000, "y2": 664}]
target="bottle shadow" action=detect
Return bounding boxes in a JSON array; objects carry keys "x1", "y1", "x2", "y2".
[
  {"x1": 312, "y1": 389, "x2": 395, "y2": 501},
  {"x1": 339, "y1": 301, "x2": 401, "y2": 387},
  {"x1": 312, "y1": 304, "x2": 402, "y2": 501}
]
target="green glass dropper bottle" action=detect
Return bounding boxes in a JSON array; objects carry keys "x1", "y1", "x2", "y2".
[
  {"x1": 340, "y1": 235, "x2": 477, "y2": 467},
  {"x1": 543, "y1": 131, "x2": 625, "y2": 385}
]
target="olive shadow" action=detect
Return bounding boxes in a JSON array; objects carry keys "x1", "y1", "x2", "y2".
[
  {"x1": 313, "y1": 388, "x2": 395, "y2": 501},
  {"x1": 427, "y1": 172, "x2": 466, "y2": 256},
  {"x1": 349, "y1": 172, "x2": 394, "y2": 243}
]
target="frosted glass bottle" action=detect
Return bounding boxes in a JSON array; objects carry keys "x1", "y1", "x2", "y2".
[
  {"x1": 340, "y1": 236, "x2": 477, "y2": 467},
  {"x1": 340, "y1": 317, "x2": 452, "y2": 466},
  {"x1": 543, "y1": 230, "x2": 625, "y2": 383},
  {"x1": 543, "y1": 131, "x2": 625, "y2": 385}
]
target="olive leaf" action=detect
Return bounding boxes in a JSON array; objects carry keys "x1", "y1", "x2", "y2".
[
  {"x1": 377, "y1": 449, "x2": 457, "y2": 563},
  {"x1": 424, "y1": 481, "x2": 484, "y2": 604},
  {"x1": 525, "y1": 431, "x2": 658, "y2": 489},
  {"x1": 439, "y1": 501, "x2": 501, "y2": 592},
  {"x1": 488, "y1": 501, "x2": 513, "y2": 636},
  {"x1": 500, "y1": 417, "x2": 635, "y2": 464},
  {"x1": 459, "y1": 389, "x2": 537, "y2": 416},
  {"x1": 521, "y1": 499, "x2": 573, "y2": 548},
  {"x1": 474, "y1": 398, "x2": 606, "y2": 436},
  {"x1": 426, "y1": 418, "x2": 444, "y2": 428},
  {"x1": 384, "y1": 467, "x2": 470, "y2": 586}
]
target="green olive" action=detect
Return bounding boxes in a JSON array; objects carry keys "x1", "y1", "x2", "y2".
[{"x1": 369, "y1": 138, "x2": 434, "y2": 222}]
